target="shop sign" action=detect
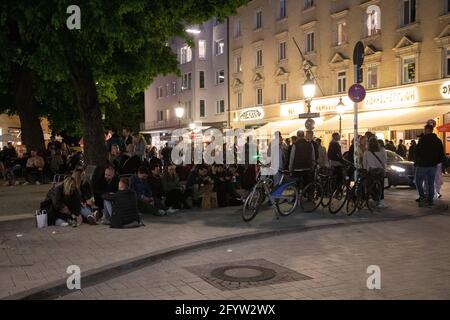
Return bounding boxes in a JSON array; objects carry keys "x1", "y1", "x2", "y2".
[
  {"x1": 364, "y1": 87, "x2": 417, "y2": 110},
  {"x1": 280, "y1": 102, "x2": 303, "y2": 117},
  {"x1": 441, "y1": 81, "x2": 450, "y2": 99},
  {"x1": 310, "y1": 97, "x2": 352, "y2": 113},
  {"x1": 368, "y1": 126, "x2": 389, "y2": 132},
  {"x1": 239, "y1": 107, "x2": 264, "y2": 121}
]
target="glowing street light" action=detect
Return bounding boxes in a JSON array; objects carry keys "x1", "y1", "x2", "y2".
[
  {"x1": 336, "y1": 97, "x2": 346, "y2": 136},
  {"x1": 175, "y1": 107, "x2": 185, "y2": 128},
  {"x1": 302, "y1": 72, "x2": 316, "y2": 113}
]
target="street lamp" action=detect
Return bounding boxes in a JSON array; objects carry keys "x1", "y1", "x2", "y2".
[
  {"x1": 336, "y1": 97, "x2": 346, "y2": 136},
  {"x1": 302, "y1": 71, "x2": 316, "y2": 114},
  {"x1": 175, "y1": 107, "x2": 185, "y2": 128}
]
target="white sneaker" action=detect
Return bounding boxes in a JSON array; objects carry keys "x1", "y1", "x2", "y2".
[
  {"x1": 376, "y1": 201, "x2": 388, "y2": 209},
  {"x1": 35, "y1": 181, "x2": 41, "y2": 185},
  {"x1": 22, "y1": 181, "x2": 30, "y2": 186},
  {"x1": 166, "y1": 208, "x2": 179, "y2": 214},
  {"x1": 55, "y1": 219, "x2": 69, "y2": 227},
  {"x1": 157, "y1": 209, "x2": 167, "y2": 216}
]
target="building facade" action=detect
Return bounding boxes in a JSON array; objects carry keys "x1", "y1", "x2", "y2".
[
  {"x1": 229, "y1": 0, "x2": 450, "y2": 153},
  {"x1": 143, "y1": 19, "x2": 229, "y2": 147}
]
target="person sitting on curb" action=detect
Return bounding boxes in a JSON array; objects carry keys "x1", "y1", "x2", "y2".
[
  {"x1": 23, "y1": 149, "x2": 45, "y2": 185},
  {"x1": 130, "y1": 166, "x2": 166, "y2": 216},
  {"x1": 102, "y1": 177, "x2": 143, "y2": 228},
  {"x1": 148, "y1": 164, "x2": 178, "y2": 214},
  {"x1": 94, "y1": 166, "x2": 119, "y2": 216},
  {"x1": 185, "y1": 164, "x2": 214, "y2": 208},
  {"x1": 162, "y1": 163, "x2": 190, "y2": 209}
]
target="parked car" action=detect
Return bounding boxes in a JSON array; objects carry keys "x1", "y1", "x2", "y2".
[{"x1": 385, "y1": 150, "x2": 415, "y2": 188}]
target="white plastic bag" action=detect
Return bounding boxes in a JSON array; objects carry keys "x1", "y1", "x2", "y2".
[{"x1": 36, "y1": 210, "x2": 48, "y2": 228}]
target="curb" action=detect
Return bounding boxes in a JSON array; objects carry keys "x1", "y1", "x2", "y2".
[{"x1": 4, "y1": 208, "x2": 445, "y2": 301}]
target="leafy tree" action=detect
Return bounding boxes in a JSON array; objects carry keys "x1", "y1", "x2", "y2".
[{"x1": 1, "y1": 0, "x2": 249, "y2": 167}]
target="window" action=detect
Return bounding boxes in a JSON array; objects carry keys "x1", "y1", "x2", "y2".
[
  {"x1": 256, "y1": 88, "x2": 263, "y2": 105},
  {"x1": 367, "y1": 65, "x2": 378, "y2": 89},
  {"x1": 402, "y1": 0, "x2": 416, "y2": 25},
  {"x1": 402, "y1": 56, "x2": 416, "y2": 83},
  {"x1": 199, "y1": 100, "x2": 205, "y2": 118},
  {"x1": 172, "y1": 82, "x2": 177, "y2": 95},
  {"x1": 279, "y1": 42, "x2": 286, "y2": 61},
  {"x1": 337, "y1": 21, "x2": 347, "y2": 45},
  {"x1": 280, "y1": 83, "x2": 287, "y2": 102},
  {"x1": 215, "y1": 40, "x2": 225, "y2": 56},
  {"x1": 157, "y1": 110, "x2": 164, "y2": 122},
  {"x1": 256, "y1": 49, "x2": 263, "y2": 67},
  {"x1": 182, "y1": 73, "x2": 192, "y2": 90},
  {"x1": 187, "y1": 101, "x2": 192, "y2": 119},
  {"x1": 304, "y1": 0, "x2": 314, "y2": 10},
  {"x1": 447, "y1": 0, "x2": 450, "y2": 12},
  {"x1": 180, "y1": 45, "x2": 192, "y2": 64},
  {"x1": 305, "y1": 32, "x2": 315, "y2": 53},
  {"x1": 216, "y1": 70, "x2": 225, "y2": 85},
  {"x1": 366, "y1": 5, "x2": 381, "y2": 36},
  {"x1": 446, "y1": 48, "x2": 450, "y2": 77},
  {"x1": 198, "y1": 40, "x2": 206, "y2": 59},
  {"x1": 235, "y1": 20, "x2": 241, "y2": 38},
  {"x1": 157, "y1": 86, "x2": 164, "y2": 99},
  {"x1": 216, "y1": 100, "x2": 225, "y2": 114},
  {"x1": 255, "y1": 10, "x2": 262, "y2": 29},
  {"x1": 279, "y1": 0, "x2": 286, "y2": 19},
  {"x1": 236, "y1": 56, "x2": 242, "y2": 73},
  {"x1": 337, "y1": 71, "x2": 346, "y2": 93},
  {"x1": 199, "y1": 71, "x2": 205, "y2": 89},
  {"x1": 165, "y1": 84, "x2": 170, "y2": 96},
  {"x1": 237, "y1": 93, "x2": 242, "y2": 109}
]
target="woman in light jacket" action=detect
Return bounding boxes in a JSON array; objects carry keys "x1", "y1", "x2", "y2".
[{"x1": 363, "y1": 137, "x2": 387, "y2": 209}]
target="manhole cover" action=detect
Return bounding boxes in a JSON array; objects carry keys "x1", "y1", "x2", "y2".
[
  {"x1": 211, "y1": 265, "x2": 276, "y2": 282},
  {"x1": 185, "y1": 259, "x2": 312, "y2": 291}
]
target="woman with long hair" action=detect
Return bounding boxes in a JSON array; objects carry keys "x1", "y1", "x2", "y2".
[
  {"x1": 46, "y1": 176, "x2": 83, "y2": 226},
  {"x1": 363, "y1": 137, "x2": 388, "y2": 209},
  {"x1": 72, "y1": 168, "x2": 98, "y2": 224}
]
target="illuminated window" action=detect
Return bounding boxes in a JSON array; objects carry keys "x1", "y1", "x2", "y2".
[
  {"x1": 366, "y1": 5, "x2": 381, "y2": 36},
  {"x1": 367, "y1": 65, "x2": 378, "y2": 89},
  {"x1": 402, "y1": 56, "x2": 416, "y2": 83},
  {"x1": 214, "y1": 40, "x2": 224, "y2": 56},
  {"x1": 216, "y1": 70, "x2": 225, "y2": 85},
  {"x1": 180, "y1": 45, "x2": 192, "y2": 64},
  {"x1": 337, "y1": 21, "x2": 347, "y2": 45},
  {"x1": 198, "y1": 40, "x2": 206, "y2": 59}
]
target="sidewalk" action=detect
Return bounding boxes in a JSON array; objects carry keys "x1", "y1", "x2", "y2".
[{"x1": 0, "y1": 181, "x2": 448, "y2": 299}]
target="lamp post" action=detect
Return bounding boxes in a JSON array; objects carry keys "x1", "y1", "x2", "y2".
[
  {"x1": 302, "y1": 70, "x2": 316, "y2": 130},
  {"x1": 175, "y1": 106, "x2": 185, "y2": 128},
  {"x1": 336, "y1": 97, "x2": 346, "y2": 137}
]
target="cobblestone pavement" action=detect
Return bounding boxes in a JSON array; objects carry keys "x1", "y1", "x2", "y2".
[
  {"x1": 0, "y1": 179, "x2": 449, "y2": 299},
  {"x1": 60, "y1": 214, "x2": 450, "y2": 300}
]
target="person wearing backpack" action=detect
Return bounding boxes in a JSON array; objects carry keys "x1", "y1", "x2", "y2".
[{"x1": 363, "y1": 137, "x2": 388, "y2": 209}]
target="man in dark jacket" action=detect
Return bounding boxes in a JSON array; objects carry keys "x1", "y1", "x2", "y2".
[
  {"x1": 328, "y1": 133, "x2": 344, "y2": 184},
  {"x1": 397, "y1": 139, "x2": 407, "y2": 158},
  {"x1": 289, "y1": 130, "x2": 316, "y2": 186},
  {"x1": 415, "y1": 124, "x2": 445, "y2": 207},
  {"x1": 103, "y1": 177, "x2": 142, "y2": 228},
  {"x1": 130, "y1": 166, "x2": 164, "y2": 216},
  {"x1": 94, "y1": 166, "x2": 119, "y2": 210}
]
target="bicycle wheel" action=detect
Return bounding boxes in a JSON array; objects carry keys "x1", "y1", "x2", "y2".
[
  {"x1": 346, "y1": 187, "x2": 358, "y2": 216},
  {"x1": 300, "y1": 182, "x2": 323, "y2": 213},
  {"x1": 366, "y1": 180, "x2": 382, "y2": 212},
  {"x1": 242, "y1": 187, "x2": 262, "y2": 222},
  {"x1": 329, "y1": 185, "x2": 348, "y2": 214},
  {"x1": 321, "y1": 178, "x2": 336, "y2": 208},
  {"x1": 274, "y1": 184, "x2": 299, "y2": 216}
]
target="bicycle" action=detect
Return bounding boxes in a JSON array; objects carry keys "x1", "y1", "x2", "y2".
[
  {"x1": 317, "y1": 167, "x2": 338, "y2": 208},
  {"x1": 345, "y1": 169, "x2": 383, "y2": 216},
  {"x1": 242, "y1": 167, "x2": 299, "y2": 222},
  {"x1": 294, "y1": 167, "x2": 324, "y2": 213}
]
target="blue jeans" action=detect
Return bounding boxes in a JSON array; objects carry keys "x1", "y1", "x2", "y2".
[
  {"x1": 415, "y1": 166, "x2": 438, "y2": 204},
  {"x1": 80, "y1": 205, "x2": 93, "y2": 219}
]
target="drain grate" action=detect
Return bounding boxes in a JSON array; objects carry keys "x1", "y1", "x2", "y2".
[{"x1": 185, "y1": 259, "x2": 312, "y2": 291}]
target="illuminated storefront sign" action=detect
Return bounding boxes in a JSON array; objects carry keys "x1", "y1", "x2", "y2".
[
  {"x1": 239, "y1": 107, "x2": 264, "y2": 121},
  {"x1": 363, "y1": 87, "x2": 418, "y2": 109},
  {"x1": 441, "y1": 81, "x2": 450, "y2": 99},
  {"x1": 280, "y1": 102, "x2": 303, "y2": 117},
  {"x1": 310, "y1": 97, "x2": 352, "y2": 113}
]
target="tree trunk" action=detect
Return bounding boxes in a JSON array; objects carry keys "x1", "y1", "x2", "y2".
[
  {"x1": 66, "y1": 56, "x2": 107, "y2": 169},
  {"x1": 14, "y1": 66, "x2": 45, "y2": 154}
]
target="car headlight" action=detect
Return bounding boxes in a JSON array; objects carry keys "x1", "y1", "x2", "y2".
[{"x1": 390, "y1": 165, "x2": 406, "y2": 173}]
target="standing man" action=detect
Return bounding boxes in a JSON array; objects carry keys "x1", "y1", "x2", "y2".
[
  {"x1": 289, "y1": 130, "x2": 316, "y2": 186},
  {"x1": 414, "y1": 124, "x2": 445, "y2": 207},
  {"x1": 397, "y1": 139, "x2": 407, "y2": 158},
  {"x1": 306, "y1": 130, "x2": 319, "y2": 162},
  {"x1": 408, "y1": 140, "x2": 416, "y2": 162},
  {"x1": 328, "y1": 133, "x2": 344, "y2": 184}
]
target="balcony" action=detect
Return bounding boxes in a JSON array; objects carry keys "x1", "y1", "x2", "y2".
[{"x1": 140, "y1": 118, "x2": 192, "y2": 132}]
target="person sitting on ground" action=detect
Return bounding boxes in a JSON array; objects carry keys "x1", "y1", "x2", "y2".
[
  {"x1": 162, "y1": 163, "x2": 190, "y2": 209},
  {"x1": 130, "y1": 166, "x2": 166, "y2": 216},
  {"x1": 147, "y1": 146, "x2": 163, "y2": 168},
  {"x1": 23, "y1": 149, "x2": 45, "y2": 185},
  {"x1": 185, "y1": 164, "x2": 214, "y2": 207},
  {"x1": 148, "y1": 164, "x2": 177, "y2": 213},
  {"x1": 133, "y1": 133, "x2": 147, "y2": 160},
  {"x1": 45, "y1": 176, "x2": 83, "y2": 227},
  {"x1": 93, "y1": 166, "x2": 119, "y2": 213},
  {"x1": 108, "y1": 144, "x2": 122, "y2": 171},
  {"x1": 212, "y1": 164, "x2": 242, "y2": 207},
  {"x1": 72, "y1": 167, "x2": 98, "y2": 225},
  {"x1": 102, "y1": 177, "x2": 142, "y2": 228}
]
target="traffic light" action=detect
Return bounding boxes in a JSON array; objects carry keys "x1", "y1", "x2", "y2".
[{"x1": 357, "y1": 67, "x2": 363, "y2": 84}]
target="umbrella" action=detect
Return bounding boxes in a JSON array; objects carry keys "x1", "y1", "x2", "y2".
[{"x1": 437, "y1": 123, "x2": 450, "y2": 132}]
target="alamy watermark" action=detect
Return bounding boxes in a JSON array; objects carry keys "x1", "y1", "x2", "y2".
[
  {"x1": 66, "y1": 265, "x2": 81, "y2": 290},
  {"x1": 66, "y1": 5, "x2": 81, "y2": 30},
  {"x1": 366, "y1": 265, "x2": 381, "y2": 290}
]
